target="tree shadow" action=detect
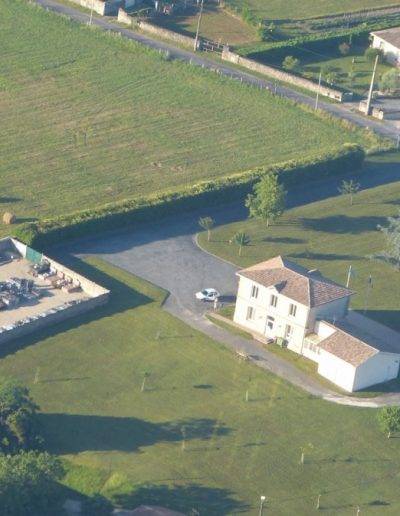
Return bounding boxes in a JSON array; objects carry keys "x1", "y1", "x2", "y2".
[
  {"x1": 261, "y1": 236, "x2": 306, "y2": 244},
  {"x1": 288, "y1": 251, "x2": 360, "y2": 261},
  {"x1": 0, "y1": 257, "x2": 153, "y2": 360},
  {"x1": 113, "y1": 483, "x2": 248, "y2": 515},
  {"x1": 15, "y1": 216, "x2": 38, "y2": 224},
  {"x1": 300, "y1": 215, "x2": 386, "y2": 234},
  {"x1": 39, "y1": 413, "x2": 231, "y2": 454},
  {"x1": 0, "y1": 196, "x2": 22, "y2": 203}
]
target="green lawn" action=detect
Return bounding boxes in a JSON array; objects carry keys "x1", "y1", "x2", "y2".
[
  {"x1": 300, "y1": 46, "x2": 392, "y2": 97},
  {"x1": 0, "y1": 0, "x2": 380, "y2": 231},
  {"x1": 198, "y1": 155, "x2": 400, "y2": 332},
  {"x1": 224, "y1": 0, "x2": 400, "y2": 21},
  {"x1": 1, "y1": 258, "x2": 400, "y2": 514}
]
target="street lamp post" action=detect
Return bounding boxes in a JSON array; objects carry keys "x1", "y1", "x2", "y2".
[
  {"x1": 259, "y1": 495, "x2": 266, "y2": 516},
  {"x1": 89, "y1": 0, "x2": 94, "y2": 25}
]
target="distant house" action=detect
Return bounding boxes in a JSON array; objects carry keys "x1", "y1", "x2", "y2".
[
  {"x1": 233, "y1": 256, "x2": 400, "y2": 392},
  {"x1": 371, "y1": 27, "x2": 400, "y2": 66}
]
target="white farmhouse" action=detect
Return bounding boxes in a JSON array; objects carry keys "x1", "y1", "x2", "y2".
[
  {"x1": 234, "y1": 256, "x2": 400, "y2": 392},
  {"x1": 371, "y1": 27, "x2": 400, "y2": 66}
]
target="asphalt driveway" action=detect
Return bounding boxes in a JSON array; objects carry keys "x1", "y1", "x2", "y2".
[{"x1": 72, "y1": 209, "x2": 240, "y2": 320}]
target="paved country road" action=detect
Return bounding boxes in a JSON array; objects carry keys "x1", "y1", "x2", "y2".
[
  {"x1": 57, "y1": 167, "x2": 400, "y2": 408},
  {"x1": 35, "y1": 0, "x2": 400, "y2": 142}
]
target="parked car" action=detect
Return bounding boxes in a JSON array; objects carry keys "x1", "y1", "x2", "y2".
[{"x1": 195, "y1": 288, "x2": 220, "y2": 302}]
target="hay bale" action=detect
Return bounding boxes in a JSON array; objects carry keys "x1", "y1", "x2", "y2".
[{"x1": 3, "y1": 212, "x2": 16, "y2": 225}]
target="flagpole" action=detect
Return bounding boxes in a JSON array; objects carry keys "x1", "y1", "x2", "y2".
[{"x1": 346, "y1": 265, "x2": 352, "y2": 288}]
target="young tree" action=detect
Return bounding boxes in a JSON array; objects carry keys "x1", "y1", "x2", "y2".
[
  {"x1": 339, "y1": 42, "x2": 350, "y2": 56},
  {"x1": 233, "y1": 232, "x2": 250, "y2": 256},
  {"x1": 364, "y1": 47, "x2": 383, "y2": 62},
  {"x1": 198, "y1": 216, "x2": 214, "y2": 242},
  {"x1": 246, "y1": 172, "x2": 286, "y2": 227},
  {"x1": 0, "y1": 377, "x2": 41, "y2": 453},
  {"x1": 338, "y1": 179, "x2": 361, "y2": 206},
  {"x1": 378, "y1": 406, "x2": 400, "y2": 438},
  {"x1": 282, "y1": 56, "x2": 301, "y2": 73},
  {"x1": 378, "y1": 210, "x2": 400, "y2": 270},
  {"x1": 379, "y1": 69, "x2": 400, "y2": 94},
  {"x1": 0, "y1": 451, "x2": 64, "y2": 516}
]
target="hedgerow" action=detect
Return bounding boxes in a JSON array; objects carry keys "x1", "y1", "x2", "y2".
[{"x1": 14, "y1": 144, "x2": 365, "y2": 248}]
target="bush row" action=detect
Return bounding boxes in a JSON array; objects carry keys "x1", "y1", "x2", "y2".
[
  {"x1": 14, "y1": 144, "x2": 365, "y2": 249},
  {"x1": 237, "y1": 14, "x2": 400, "y2": 61}
]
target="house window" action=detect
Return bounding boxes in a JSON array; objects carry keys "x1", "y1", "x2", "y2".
[
  {"x1": 289, "y1": 303, "x2": 297, "y2": 317},
  {"x1": 250, "y1": 284, "x2": 259, "y2": 299},
  {"x1": 267, "y1": 315, "x2": 275, "y2": 330},
  {"x1": 285, "y1": 324, "x2": 293, "y2": 339},
  {"x1": 246, "y1": 306, "x2": 255, "y2": 320},
  {"x1": 270, "y1": 294, "x2": 278, "y2": 308}
]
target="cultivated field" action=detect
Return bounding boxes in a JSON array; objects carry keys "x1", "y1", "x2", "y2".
[
  {"x1": 198, "y1": 153, "x2": 400, "y2": 332},
  {"x1": 0, "y1": 0, "x2": 377, "y2": 227},
  {"x1": 153, "y1": 4, "x2": 257, "y2": 46},
  {"x1": 225, "y1": 0, "x2": 400, "y2": 21},
  {"x1": 1, "y1": 258, "x2": 400, "y2": 514}
]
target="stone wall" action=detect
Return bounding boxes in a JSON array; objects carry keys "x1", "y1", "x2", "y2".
[
  {"x1": 118, "y1": 9, "x2": 197, "y2": 49},
  {"x1": 0, "y1": 294, "x2": 108, "y2": 346},
  {"x1": 221, "y1": 48, "x2": 349, "y2": 102},
  {"x1": 0, "y1": 238, "x2": 110, "y2": 345}
]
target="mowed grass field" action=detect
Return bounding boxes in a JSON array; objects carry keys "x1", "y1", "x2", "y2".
[
  {"x1": 225, "y1": 0, "x2": 400, "y2": 21},
  {"x1": 198, "y1": 156, "x2": 400, "y2": 332},
  {"x1": 0, "y1": 1, "x2": 378, "y2": 226},
  {"x1": 1, "y1": 258, "x2": 400, "y2": 514}
]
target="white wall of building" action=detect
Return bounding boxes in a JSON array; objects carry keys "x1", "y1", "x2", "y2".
[
  {"x1": 233, "y1": 275, "x2": 308, "y2": 348},
  {"x1": 308, "y1": 296, "x2": 350, "y2": 329},
  {"x1": 317, "y1": 350, "x2": 357, "y2": 392},
  {"x1": 353, "y1": 353, "x2": 400, "y2": 391},
  {"x1": 372, "y1": 35, "x2": 400, "y2": 66}
]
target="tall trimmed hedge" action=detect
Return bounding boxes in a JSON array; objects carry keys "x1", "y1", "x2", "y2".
[{"x1": 14, "y1": 144, "x2": 365, "y2": 248}]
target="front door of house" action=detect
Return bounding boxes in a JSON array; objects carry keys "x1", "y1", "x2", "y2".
[{"x1": 265, "y1": 315, "x2": 276, "y2": 338}]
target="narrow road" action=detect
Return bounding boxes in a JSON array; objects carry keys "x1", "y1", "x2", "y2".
[
  {"x1": 58, "y1": 165, "x2": 400, "y2": 408},
  {"x1": 35, "y1": 0, "x2": 400, "y2": 141}
]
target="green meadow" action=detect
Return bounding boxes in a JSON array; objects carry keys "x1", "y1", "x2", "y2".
[{"x1": 0, "y1": 258, "x2": 399, "y2": 514}]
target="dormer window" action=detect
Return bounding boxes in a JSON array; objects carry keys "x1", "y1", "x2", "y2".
[
  {"x1": 270, "y1": 294, "x2": 278, "y2": 308},
  {"x1": 289, "y1": 303, "x2": 297, "y2": 317},
  {"x1": 251, "y1": 285, "x2": 259, "y2": 299}
]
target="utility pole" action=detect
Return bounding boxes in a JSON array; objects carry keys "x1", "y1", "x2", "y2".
[
  {"x1": 365, "y1": 54, "x2": 379, "y2": 116},
  {"x1": 194, "y1": 0, "x2": 204, "y2": 52},
  {"x1": 315, "y1": 70, "x2": 322, "y2": 110}
]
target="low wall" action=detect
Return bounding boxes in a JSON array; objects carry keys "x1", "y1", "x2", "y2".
[
  {"x1": 69, "y1": 0, "x2": 123, "y2": 16},
  {"x1": 138, "y1": 19, "x2": 197, "y2": 48},
  {"x1": 221, "y1": 48, "x2": 349, "y2": 102},
  {"x1": 118, "y1": 7, "x2": 132, "y2": 24},
  {"x1": 0, "y1": 294, "x2": 108, "y2": 346},
  {"x1": 0, "y1": 237, "x2": 110, "y2": 345},
  {"x1": 118, "y1": 9, "x2": 197, "y2": 48}
]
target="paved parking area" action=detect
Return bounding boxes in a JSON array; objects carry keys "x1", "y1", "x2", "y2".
[{"x1": 71, "y1": 206, "x2": 241, "y2": 320}]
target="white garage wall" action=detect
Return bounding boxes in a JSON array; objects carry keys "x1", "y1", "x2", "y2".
[
  {"x1": 317, "y1": 350, "x2": 356, "y2": 392},
  {"x1": 353, "y1": 353, "x2": 400, "y2": 391}
]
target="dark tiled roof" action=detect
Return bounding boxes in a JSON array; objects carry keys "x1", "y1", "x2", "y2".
[{"x1": 237, "y1": 256, "x2": 353, "y2": 308}]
